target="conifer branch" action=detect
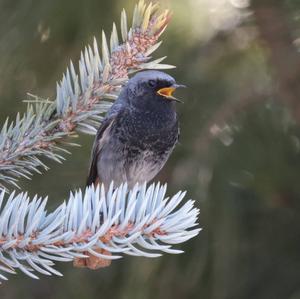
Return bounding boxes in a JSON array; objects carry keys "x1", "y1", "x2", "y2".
[
  {"x1": 0, "y1": 183, "x2": 200, "y2": 282},
  {"x1": 0, "y1": 0, "x2": 173, "y2": 188}
]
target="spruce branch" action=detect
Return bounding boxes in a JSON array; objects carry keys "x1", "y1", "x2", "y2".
[
  {"x1": 0, "y1": 0, "x2": 173, "y2": 188},
  {"x1": 0, "y1": 183, "x2": 200, "y2": 282}
]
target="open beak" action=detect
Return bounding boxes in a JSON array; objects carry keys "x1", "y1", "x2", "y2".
[{"x1": 157, "y1": 84, "x2": 186, "y2": 103}]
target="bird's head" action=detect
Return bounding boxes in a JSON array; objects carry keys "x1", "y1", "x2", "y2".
[{"x1": 124, "y1": 70, "x2": 185, "y2": 110}]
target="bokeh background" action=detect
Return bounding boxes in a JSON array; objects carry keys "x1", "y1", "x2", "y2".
[{"x1": 1, "y1": 0, "x2": 300, "y2": 298}]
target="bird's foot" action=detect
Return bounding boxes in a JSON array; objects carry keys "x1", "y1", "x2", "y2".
[{"x1": 73, "y1": 248, "x2": 112, "y2": 269}]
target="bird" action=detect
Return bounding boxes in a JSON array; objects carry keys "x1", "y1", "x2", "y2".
[
  {"x1": 86, "y1": 70, "x2": 185, "y2": 189},
  {"x1": 74, "y1": 70, "x2": 185, "y2": 270}
]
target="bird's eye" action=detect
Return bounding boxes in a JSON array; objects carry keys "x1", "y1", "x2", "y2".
[{"x1": 148, "y1": 80, "x2": 156, "y2": 88}]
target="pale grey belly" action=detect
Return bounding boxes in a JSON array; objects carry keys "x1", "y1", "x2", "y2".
[{"x1": 97, "y1": 146, "x2": 170, "y2": 189}]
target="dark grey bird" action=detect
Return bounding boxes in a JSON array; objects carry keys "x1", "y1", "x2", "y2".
[{"x1": 86, "y1": 70, "x2": 185, "y2": 189}]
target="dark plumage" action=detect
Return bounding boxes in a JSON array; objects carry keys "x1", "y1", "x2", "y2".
[{"x1": 87, "y1": 70, "x2": 184, "y2": 189}]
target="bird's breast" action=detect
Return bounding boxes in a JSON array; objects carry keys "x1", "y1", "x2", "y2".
[
  {"x1": 98, "y1": 106, "x2": 179, "y2": 188},
  {"x1": 117, "y1": 107, "x2": 178, "y2": 151}
]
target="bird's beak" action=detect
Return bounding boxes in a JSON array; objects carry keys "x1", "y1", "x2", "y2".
[{"x1": 157, "y1": 84, "x2": 186, "y2": 103}]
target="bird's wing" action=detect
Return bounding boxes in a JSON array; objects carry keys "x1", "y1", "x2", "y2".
[{"x1": 86, "y1": 115, "x2": 116, "y2": 186}]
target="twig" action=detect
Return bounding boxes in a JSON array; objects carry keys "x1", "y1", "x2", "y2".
[{"x1": 0, "y1": 182, "x2": 200, "y2": 281}]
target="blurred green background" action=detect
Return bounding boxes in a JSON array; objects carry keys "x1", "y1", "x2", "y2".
[{"x1": 1, "y1": 0, "x2": 300, "y2": 298}]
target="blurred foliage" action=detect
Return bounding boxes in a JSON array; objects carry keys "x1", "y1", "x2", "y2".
[{"x1": 1, "y1": 0, "x2": 300, "y2": 298}]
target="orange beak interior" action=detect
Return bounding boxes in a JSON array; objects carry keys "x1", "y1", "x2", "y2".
[{"x1": 157, "y1": 87, "x2": 176, "y2": 98}]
